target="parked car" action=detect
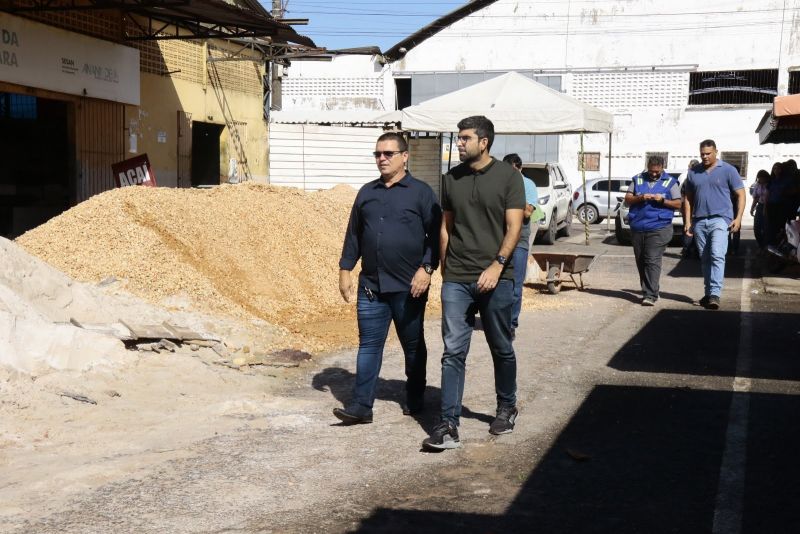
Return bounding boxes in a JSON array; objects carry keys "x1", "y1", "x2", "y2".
[
  {"x1": 573, "y1": 178, "x2": 630, "y2": 224},
  {"x1": 520, "y1": 162, "x2": 574, "y2": 245},
  {"x1": 614, "y1": 173, "x2": 684, "y2": 245}
]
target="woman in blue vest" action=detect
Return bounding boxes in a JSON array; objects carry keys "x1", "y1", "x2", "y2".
[{"x1": 624, "y1": 155, "x2": 682, "y2": 306}]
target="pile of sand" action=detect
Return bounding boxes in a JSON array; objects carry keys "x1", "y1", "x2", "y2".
[
  {"x1": 17, "y1": 183, "x2": 366, "y2": 351},
  {"x1": 16, "y1": 182, "x2": 561, "y2": 354}
]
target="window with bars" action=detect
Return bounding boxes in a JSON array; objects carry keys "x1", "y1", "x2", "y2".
[
  {"x1": 578, "y1": 152, "x2": 600, "y2": 172},
  {"x1": 0, "y1": 93, "x2": 37, "y2": 120},
  {"x1": 789, "y1": 71, "x2": 800, "y2": 95},
  {"x1": 722, "y1": 152, "x2": 748, "y2": 177},
  {"x1": 688, "y1": 70, "x2": 778, "y2": 105},
  {"x1": 645, "y1": 152, "x2": 669, "y2": 169}
]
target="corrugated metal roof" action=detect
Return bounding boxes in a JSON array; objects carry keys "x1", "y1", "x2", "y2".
[
  {"x1": 4, "y1": 0, "x2": 315, "y2": 46},
  {"x1": 383, "y1": 0, "x2": 499, "y2": 61},
  {"x1": 270, "y1": 110, "x2": 397, "y2": 125}
]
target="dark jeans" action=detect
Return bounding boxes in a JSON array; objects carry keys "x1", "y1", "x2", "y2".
[
  {"x1": 511, "y1": 245, "x2": 529, "y2": 330},
  {"x1": 440, "y1": 280, "x2": 516, "y2": 426},
  {"x1": 631, "y1": 225, "x2": 673, "y2": 300},
  {"x1": 350, "y1": 287, "x2": 427, "y2": 414},
  {"x1": 754, "y1": 204, "x2": 766, "y2": 249}
]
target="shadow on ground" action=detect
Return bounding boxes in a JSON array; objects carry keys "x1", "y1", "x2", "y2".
[
  {"x1": 350, "y1": 291, "x2": 800, "y2": 533},
  {"x1": 353, "y1": 385, "x2": 800, "y2": 533},
  {"x1": 312, "y1": 367, "x2": 494, "y2": 433}
]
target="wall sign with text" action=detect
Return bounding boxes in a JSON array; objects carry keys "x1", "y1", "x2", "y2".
[
  {"x1": 112, "y1": 154, "x2": 157, "y2": 188},
  {"x1": 0, "y1": 12, "x2": 139, "y2": 105}
]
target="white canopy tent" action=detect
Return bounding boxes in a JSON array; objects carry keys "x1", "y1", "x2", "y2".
[
  {"x1": 380, "y1": 71, "x2": 615, "y2": 243},
  {"x1": 384, "y1": 71, "x2": 613, "y2": 135}
]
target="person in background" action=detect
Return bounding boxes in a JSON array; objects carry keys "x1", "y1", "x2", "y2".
[
  {"x1": 335, "y1": 132, "x2": 441, "y2": 425},
  {"x1": 683, "y1": 139, "x2": 745, "y2": 310},
  {"x1": 750, "y1": 169, "x2": 770, "y2": 251},
  {"x1": 624, "y1": 155, "x2": 682, "y2": 305},
  {"x1": 787, "y1": 160, "x2": 800, "y2": 221},
  {"x1": 727, "y1": 164, "x2": 743, "y2": 256},
  {"x1": 680, "y1": 159, "x2": 701, "y2": 259},
  {"x1": 502, "y1": 153, "x2": 539, "y2": 339},
  {"x1": 422, "y1": 116, "x2": 525, "y2": 451},
  {"x1": 765, "y1": 161, "x2": 792, "y2": 246}
]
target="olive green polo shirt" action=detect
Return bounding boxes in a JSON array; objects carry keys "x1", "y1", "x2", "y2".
[{"x1": 442, "y1": 158, "x2": 526, "y2": 282}]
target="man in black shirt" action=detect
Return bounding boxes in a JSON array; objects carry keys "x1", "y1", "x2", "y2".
[
  {"x1": 422, "y1": 116, "x2": 525, "y2": 451},
  {"x1": 335, "y1": 132, "x2": 441, "y2": 424}
]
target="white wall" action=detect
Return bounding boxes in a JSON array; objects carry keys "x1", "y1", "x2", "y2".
[
  {"x1": 408, "y1": 137, "x2": 442, "y2": 197},
  {"x1": 393, "y1": 0, "x2": 800, "y2": 187},
  {"x1": 282, "y1": 55, "x2": 395, "y2": 111},
  {"x1": 268, "y1": 124, "x2": 384, "y2": 190},
  {"x1": 395, "y1": 0, "x2": 796, "y2": 74}
]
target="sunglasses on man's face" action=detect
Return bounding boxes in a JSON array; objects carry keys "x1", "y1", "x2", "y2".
[{"x1": 373, "y1": 151, "x2": 403, "y2": 159}]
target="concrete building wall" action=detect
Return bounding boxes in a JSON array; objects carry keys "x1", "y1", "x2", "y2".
[
  {"x1": 394, "y1": 0, "x2": 800, "y2": 186},
  {"x1": 134, "y1": 70, "x2": 268, "y2": 187},
  {"x1": 133, "y1": 39, "x2": 268, "y2": 185},
  {"x1": 268, "y1": 123, "x2": 384, "y2": 190},
  {"x1": 282, "y1": 55, "x2": 394, "y2": 111}
]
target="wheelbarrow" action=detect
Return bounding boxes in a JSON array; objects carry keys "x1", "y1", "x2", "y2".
[{"x1": 530, "y1": 252, "x2": 602, "y2": 294}]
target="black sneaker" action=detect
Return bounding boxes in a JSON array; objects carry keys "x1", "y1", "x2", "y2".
[
  {"x1": 422, "y1": 421, "x2": 461, "y2": 451},
  {"x1": 698, "y1": 295, "x2": 710, "y2": 308},
  {"x1": 332, "y1": 407, "x2": 373, "y2": 425},
  {"x1": 489, "y1": 406, "x2": 518, "y2": 435},
  {"x1": 707, "y1": 295, "x2": 720, "y2": 310}
]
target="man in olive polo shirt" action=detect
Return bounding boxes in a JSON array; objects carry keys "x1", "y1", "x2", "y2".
[{"x1": 422, "y1": 115, "x2": 526, "y2": 451}]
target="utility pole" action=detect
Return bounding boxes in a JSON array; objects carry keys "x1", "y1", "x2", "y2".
[{"x1": 270, "y1": 0, "x2": 284, "y2": 111}]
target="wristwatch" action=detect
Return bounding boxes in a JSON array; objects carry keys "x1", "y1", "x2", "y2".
[
  {"x1": 422, "y1": 264, "x2": 434, "y2": 274},
  {"x1": 496, "y1": 255, "x2": 507, "y2": 266}
]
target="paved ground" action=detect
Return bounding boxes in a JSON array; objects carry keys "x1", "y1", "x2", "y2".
[{"x1": 3, "y1": 224, "x2": 799, "y2": 534}]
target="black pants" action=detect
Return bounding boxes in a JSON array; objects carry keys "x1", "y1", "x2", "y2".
[
  {"x1": 632, "y1": 225, "x2": 673, "y2": 300},
  {"x1": 766, "y1": 202, "x2": 791, "y2": 246}
]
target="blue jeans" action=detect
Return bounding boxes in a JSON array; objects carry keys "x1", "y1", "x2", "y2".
[
  {"x1": 511, "y1": 245, "x2": 529, "y2": 330},
  {"x1": 440, "y1": 280, "x2": 517, "y2": 426},
  {"x1": 350, "y1": 287, "x2": 427, "y2": 414},
  {"x1": 693, "y1": 216, "x2": 729, "y2": 298}
]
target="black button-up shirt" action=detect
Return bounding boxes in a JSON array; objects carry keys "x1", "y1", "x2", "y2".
[{"x1": 339, "y1": 173, "x2": 441, "y2": 293}]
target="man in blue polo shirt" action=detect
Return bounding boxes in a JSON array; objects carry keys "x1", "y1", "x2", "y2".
[
  {"x1": 502, "y1": 153, "x2": 539, "y2": 338},
  {"x1": 683, "y1": 139, "x2": 745, "y2": 310},
  {"x1": 336, "y1": 132, "x2": 441, "y2": 424}
]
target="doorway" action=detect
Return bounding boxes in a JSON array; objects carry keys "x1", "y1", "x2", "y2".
[
  {"x1": 0, "y1": 92, "x2": 70, "y2": 238},
  {"x1": 191, "y1": 121, "x2": 224, "y2": 187}
]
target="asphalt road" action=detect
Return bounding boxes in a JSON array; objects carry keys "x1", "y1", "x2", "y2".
[
  {"x1": 335, "y1": 226, "x2": 800, "y2": 534},
  {"x1": 347, "y1": 226, "x2": 800, "y2": 534},
  {"x1": 6, "y1": 224, "x2": 799, "y2": 534}
]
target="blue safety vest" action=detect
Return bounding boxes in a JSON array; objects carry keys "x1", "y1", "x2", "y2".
[{"x1": 628, "y1": 172, "x2": 678, "y2": 232}]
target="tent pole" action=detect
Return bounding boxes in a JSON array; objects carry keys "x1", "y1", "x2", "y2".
[
  {"x1": 447, "y1": 133, "x2": 453, "y2": 171},
  {"x1": 581, "y1": 131, "x2": 588, "y2": 246},
  {"x1": 606, "y1": 132, "x2": 612, "y2": 232}
]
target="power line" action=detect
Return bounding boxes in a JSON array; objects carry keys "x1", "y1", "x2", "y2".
[
  {"x1": 302, "y1": 19, "x2": 783, "y2": 38},
  {"x1": 290, "y1": 6, "x2": 797, "y2": 18}
]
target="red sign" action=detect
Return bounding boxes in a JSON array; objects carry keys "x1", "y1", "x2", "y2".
[{"x1": 112, "y1": 154, "x2": 157, "y2": 188}]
